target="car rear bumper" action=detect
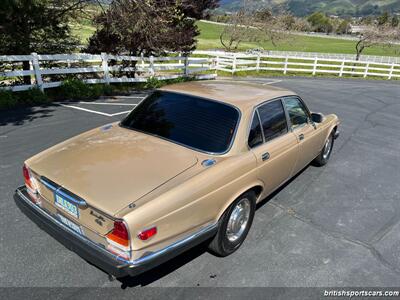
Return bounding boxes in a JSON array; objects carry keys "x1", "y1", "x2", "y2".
[{"x1": 14, "y1": 186, "x2": 217, "y2": 278}]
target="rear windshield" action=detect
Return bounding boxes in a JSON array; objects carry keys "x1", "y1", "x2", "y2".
[{"x1": 120, "y1": 91, "x2": 240, "y2": 154}]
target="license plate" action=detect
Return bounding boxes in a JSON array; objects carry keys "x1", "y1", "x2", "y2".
[
  {"x1": 55, "y1": 193, "x2": 79, "y2": 219},
  {"x1": 57, "y1": 213, "x2": 83, "y2": 235}
]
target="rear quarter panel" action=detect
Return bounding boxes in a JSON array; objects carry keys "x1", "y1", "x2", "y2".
[{"x1": 123, "y1": 151, "x2": 262, "y2": 251}]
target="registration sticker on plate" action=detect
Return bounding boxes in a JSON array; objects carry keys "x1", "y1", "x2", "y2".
[
  {"x1": 55, "y1": 193, "x2": 79, "y2": 219},
  {"x1": 57, "y1": 213, "x2": 84, "y2": 236}
]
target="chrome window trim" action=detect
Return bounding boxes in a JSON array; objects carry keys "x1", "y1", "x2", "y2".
[
  {"x1": 119, "y1": 91, "x2": 242, "y2": 156},
  {"x1": 281, "y1": 95, "x2": 313, "y2": 131},
  {"x1": 247, "y1": 97, "x2": 291, "y2": 150},
  {"x1": 256, "y1": 109, "x2": 265, "y2": 144}
]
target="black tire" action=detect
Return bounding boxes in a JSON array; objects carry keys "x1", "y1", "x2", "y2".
[
  {"x1": 313, "y1": 131, "x2": 335, "y2": 167},
  {"x1": 208, "y1": 191, "x2": 256, "y2": 257}
]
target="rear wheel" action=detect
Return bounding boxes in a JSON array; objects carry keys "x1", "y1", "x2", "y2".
[
  {"x1": 313, "y1": 131, "x2": 334, "y2": 166},
  {"x1": 208, "y1": 191, "x2": 256, "y2": 257}
]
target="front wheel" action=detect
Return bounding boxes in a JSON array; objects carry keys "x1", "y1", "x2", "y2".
[
  {"x1": 313, "y1": 131, "x2": 335, "y2": 166},
  {"x1": 208, "y1": 191, "x2": 256, "y2": 257}
]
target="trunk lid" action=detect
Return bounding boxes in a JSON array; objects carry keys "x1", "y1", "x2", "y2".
[{"x1": 27, "y1": 124, "x2": 198, "y2": 223}]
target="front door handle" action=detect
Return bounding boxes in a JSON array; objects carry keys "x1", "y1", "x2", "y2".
[
  {"x1": 262, "y1": 152, "x2": 270, "y2": 161},
  {"x1": 299, "y1": 134, "x2": 305, "y2": 141}
]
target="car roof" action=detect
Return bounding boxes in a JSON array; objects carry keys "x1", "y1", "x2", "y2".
[{"x1": 159, "y1": 80, "x2": 295, "y2": 111}]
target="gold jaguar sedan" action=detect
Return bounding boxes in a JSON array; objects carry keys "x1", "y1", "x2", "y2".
[{"x1": 15, "y1": 80, "x2": 340, "y2": 278}]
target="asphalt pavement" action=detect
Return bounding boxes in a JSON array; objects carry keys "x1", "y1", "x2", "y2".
[{"x1": 1, "y1": 77, "x2": 400, "y2": 288}]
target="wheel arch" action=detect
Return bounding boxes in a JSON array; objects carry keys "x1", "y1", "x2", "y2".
[{"x1": 216, "y1": 182, "x2": 264, "y2": 222}]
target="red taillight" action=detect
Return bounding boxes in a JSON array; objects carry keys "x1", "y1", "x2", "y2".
[
  {"x1": 106, "y1": 220, "x2": 130, "y2": 248},
  {"x1": 23, "y1": 164, "x2": 39, "y2": 203},
  {"x1": 23, "y1": 164, "x2": 33, "y2": 189},
  {"x1": 138, "y1": 227, "x2": 157, "y2": 241}
]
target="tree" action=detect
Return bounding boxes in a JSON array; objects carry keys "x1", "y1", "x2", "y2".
[
  {"x1": 86, "y1": 0, "x2": 218, "y2": 56},
  {"x1": 391, "y1": 16, "x2": 399, "y2": 28},
  {"x1": 0, "y1": 0, "x2": 89, "y2": 83},
  {"x1": 336, "y1": 20, "x2": 350, "y2": 35},
  {"x1": 256, "y1": 12, "x2": 297, "y2": 47},
  {"x1": 355, "y1": 25, "x2": 400, "y2": 60},
  {"x1": 219, "y1": 6, "x2": 295, "y2": 52},
  {"x1": 219, "y1": 9, "x2": 256, "y2": 52},
  {"x1": 307, "y1": 12, "x2": 333, "y2": 34},
  {"x1": 377, "y1": 12, "x2": 390, "y2": 26}
]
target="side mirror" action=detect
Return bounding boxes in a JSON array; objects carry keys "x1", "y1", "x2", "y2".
[{"x1": 311, "y1": 112, "x2": 324, "y2": 123}]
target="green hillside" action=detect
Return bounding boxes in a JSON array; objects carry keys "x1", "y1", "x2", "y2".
[{"x1": 220, "y1": 0, "x2": 400, "y2": 16}]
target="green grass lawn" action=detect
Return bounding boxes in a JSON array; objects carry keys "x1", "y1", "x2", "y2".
[
  {"x1": 196, "y1": 21, "x2": 400, "y2": 57},
  {"x1": 71, "y1": 17, "x2": 96, "y2": 44},
  {"x1": 70, "y1": 18, "x2": 399, "y2": 57}
]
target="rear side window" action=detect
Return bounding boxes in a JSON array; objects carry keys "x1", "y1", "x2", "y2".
[
  {"x1": 257, "y1": 100, "x2": 288, "y2": 142},
  {"x1": 248, "y1": 113, "x2": 263, "y2": 148}
]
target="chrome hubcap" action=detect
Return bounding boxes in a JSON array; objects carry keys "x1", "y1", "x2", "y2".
[
  {"x1": 226, "y1": 198, "x2": 251, "y2": 242},
  {"x1": 323, "y1": 136, "x2": 332, "y2": 160}
]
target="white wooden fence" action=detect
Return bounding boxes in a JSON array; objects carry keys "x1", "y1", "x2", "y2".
[
  {"x1": 194, "y1": 51, "x2": 400, "y2": 80},
  {"x1": 262, "y1": 51, "x2": 400, "y2": 64},
  {"x1": 1, "y1": 51, "x2": 399, "y2": 92},
  {"x1": 0, "y1": 52, "x2": 216, "y2": 92}
]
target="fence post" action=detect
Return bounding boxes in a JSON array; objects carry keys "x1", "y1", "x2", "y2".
[
  {"x1": 141, "y1": 53, "x2": 145, "y2": 70},
  {"x1": 312, "y1": 57, "x2": 318, "y2": 76},
  {"x1": 149, "y1": 55, "x2": 155, "y2": 77},
  {"x1": 363, "y1": 62, "x2": 370, "y2": 78},
  {"x1": 232, "y1": 54, "x2": 237, "y2": 74},
  {"x1": 31, "y1": 53, "x2": 43, "y2": 91},
  {"x1": 101, "y1": 52, "x2": 110, "y2": 84},
  {"x1": 283, "y1": 56, "x2": 289, "y2": 74},
  {"x1": 339, "y1": 59, "x2": 345, "y2": 77},
  {"x1": 215, "y1": 55, "x2": 220, "y2": 71},
  {"x1": 184, "y1": 56, "x2": 189, "y2": 77},
  {"x1": 256, "y1": 53, "x2": 260, "y2": 72},
  {"x1": 388, "y1": 63, "x2": 395, "y2": 80}
]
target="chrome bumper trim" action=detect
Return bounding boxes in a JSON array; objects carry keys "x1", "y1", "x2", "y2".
[{"x1": 14, "y1": 186, "x2": 217, "y2": 277}]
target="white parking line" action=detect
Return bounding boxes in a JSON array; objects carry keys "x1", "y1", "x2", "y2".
[
  {"x1": 60, "y1": 104, "x2": 135, "y2": 117},
  {"x1": 262, "y1": 80, "x2": 283, "y2": 85},
  {"x1": 109, "y1": 111, "x2": 132, "y2": 116},
  {"x1": 78, "y1": 102, "x2": 137, "y2": 106},
  {"x1": 112, "y1": 96, "x2": 146, "y2": 99}
]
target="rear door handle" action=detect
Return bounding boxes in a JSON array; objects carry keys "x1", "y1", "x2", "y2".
[
  {"x1": 299, "y1": 134, "x2": 305, "y2": 141},
  {"x1": 262, "y1": 152, "x2": 270, "y2": 161}
]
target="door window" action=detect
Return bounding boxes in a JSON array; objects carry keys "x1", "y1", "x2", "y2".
[
  {"x1": 257, "y1": 100, "x2": 288, "y2": 143},
  {"x1": 248, "y1": 113, "x2": 263, "y2": 148},
  {"x1": 283, "y1": 97, "x2": 310, "y2": 128}
]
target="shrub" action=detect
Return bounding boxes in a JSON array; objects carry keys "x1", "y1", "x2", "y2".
[
  {"x1": 59, "y1": 79, "x2": 120, "y2": 101},
  {"x1": 60, "y1": 79, "x2": 101, "y2": 101},
  {"x1": 17, "y1": 88, "x2": 49, "y2": 105},
  {"x1": 144, "y1": 77, "x2": 164, "y2": 89},
  {"x1": 0, "y1": 89, "x2": 17, "y2": 110}
]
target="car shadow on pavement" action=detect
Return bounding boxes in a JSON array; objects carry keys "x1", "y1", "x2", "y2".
[
  {"x1": 116, "y1": 165, "x2": 311, "y2": 288},
  {"x1": 0, "y1": 105, "x2": 57, "y2": 127},
  {"x1": 117, "y1": 240, "x2": 211, "y2": 288}
]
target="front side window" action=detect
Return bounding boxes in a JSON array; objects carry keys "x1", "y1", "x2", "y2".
[
  {"x1": 257, "y1": 100, "x2": 288, "y2": 142},
  {"x1": 120, "y1": 91, "x2": 240, "y2": 154},
  {"x1": 248, "y1": 113, "x2": 263, "y2": 148},
  {"x1": 283, "y1": 97, "x2": 309, "y2": 128}
]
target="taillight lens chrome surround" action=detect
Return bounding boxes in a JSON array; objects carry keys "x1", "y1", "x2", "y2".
[
  {"x1": 106, "y1": 220, "x2": 131, "y2": 252},
  {"x1": 23, "y1": 164, "x2": 40, "y2": 203}
]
